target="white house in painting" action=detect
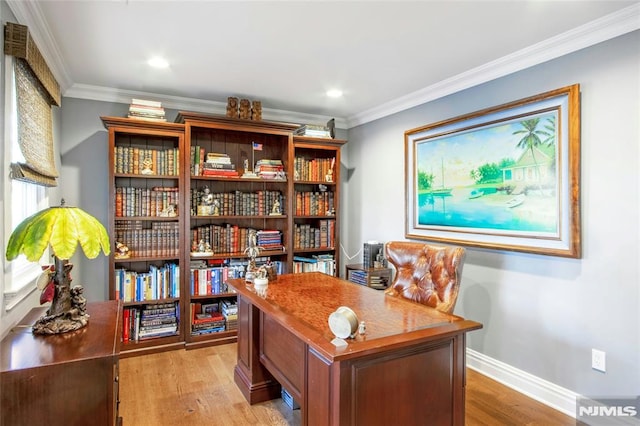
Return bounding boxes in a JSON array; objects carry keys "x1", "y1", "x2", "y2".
[{"x1": 502, "y1": 145, "x2": 555, "y2": 189}]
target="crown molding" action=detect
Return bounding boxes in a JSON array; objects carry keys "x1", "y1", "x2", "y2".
[
  {"x1": 8, "y1": 2, "x2": 639, "y2": 130},
  {"x1": 346, "y1": 3, "x2": 640, "y2": 128}
]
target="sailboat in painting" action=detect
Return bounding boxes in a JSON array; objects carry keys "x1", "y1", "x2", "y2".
[{"x1": 429, "y1": 158, "x2": 452, "y2": 196}]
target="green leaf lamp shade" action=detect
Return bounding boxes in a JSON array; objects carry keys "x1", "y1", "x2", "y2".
[{"x1": 6, "y1": 200, "x2": 110, "y2": 262}]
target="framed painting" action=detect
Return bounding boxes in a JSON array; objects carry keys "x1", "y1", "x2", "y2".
[{"x1": 405, "y1": 84, "x2": 581, "y2": 258}]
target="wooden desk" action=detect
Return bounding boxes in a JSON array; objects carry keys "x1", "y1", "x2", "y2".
[
  {"x1": 1, "y1": 300, "x2": 123, "y2": 426},
  {"x1": 228, "y1": 273, "x2": 482, "y2": 426}
]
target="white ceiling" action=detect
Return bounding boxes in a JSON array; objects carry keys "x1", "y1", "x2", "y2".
[{"x1": 8, "y1": 1, "x2": 640, "y2": 128}]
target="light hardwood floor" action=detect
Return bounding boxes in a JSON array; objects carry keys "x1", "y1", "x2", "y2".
[{"x1": 119, "y1": 344, "x2": 575, "y2": 425}]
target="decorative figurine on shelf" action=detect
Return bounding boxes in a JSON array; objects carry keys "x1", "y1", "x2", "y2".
[
  {"x1": 239, "y1": 98, "x2": 251, "y2": 120},
  {"x1": 159, "y1": 203, "x2": 177, "y2": 217},
  {"x1": 191, "y1": 239, "x2": 213, "y2": 257},
  {"x1": 251, "y1": 100, "x2": 262, "y2": 121},
  {"x1": 325, "y1": 158, "x2": 335, "y2": 182},
  {"x1": 198, "y1": 186, "x2": 214, "y2": 215},
  {"x1": 141, "y1": 156, "x2": 154, "y2": 175},
  {"x1": 325, "y1": 168, "x2": 333, "y2": 182},
  {"x1": 270, "y1": 198, "x2": 281, "y2": 216},
  {"x1": 226, "y1": 96, "x2": 239, "y2": 118},
  {"x1": 243, "y1": 229, "x2": 262, "y2": 283},
  {"x1": 114, "y1": 241, "x2": 130, "y2": 259},
  {"x1": 212, "y1": 198, "x2": 220, "y2": 216}
]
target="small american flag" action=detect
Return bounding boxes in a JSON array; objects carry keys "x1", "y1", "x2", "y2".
[{"x1": 252, "y1": 142, "x2": 263, "y2": 151}]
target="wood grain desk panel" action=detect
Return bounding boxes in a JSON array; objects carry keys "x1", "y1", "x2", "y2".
[
  {"x1": 229, "y1": 273, "x2": 482, "y2": 426},
  {"x1": 1, "y1": 301, "x2": 122, "y2": 426}
]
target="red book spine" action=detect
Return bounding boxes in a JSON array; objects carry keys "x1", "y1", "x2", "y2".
[{"x1": 123, "y1": 308, "x2": 130, "y2": 342}]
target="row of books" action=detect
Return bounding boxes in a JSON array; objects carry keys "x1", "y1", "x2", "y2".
[
  {"x1": 294, "y1": 221, "x2": 335, "y2": 250},
  {"x1": 292, "y1": 254, "x2": 335, "y2": 275},
  {"x1": 348, "y1": 270, "x2": 389, "y2": 289},
  {"x1": 190, "y1": 299, "x2": 238, "y2": 335},
  {"x1": 190, "y1": 189, "x2": 285, "y2": 217},
  {"x1": 189, "y1": 263, "x2": 244, "y2": 296},
  {"x1": 255, "y1": 159, "x2": 285, "y2": 179},
  {"x1": 295, "y1": 191, "x2": 335, "y2": 216},
  {"x1": 190, "y1": 147, "x2": 242, "y2": 177},
  {"x1": 115, "y1": 186, "x2": 179, "y2": 218},
  {"x1": 114, "y1": 146, "x2": 179, "y2": 176},
  {"x1": 115, "y1": 222, "x2": 180, "y2": 258},
  {"x1": 128, "y1": 98, "x2": 166, "y2": 122},
  {"x1": 123, "y1": 302, "x2": 180, "y2": 342},
  {"x1": 221, "y1": 299, "x2": 238, "y2": 331},
  {"x1": 114, "y1": 263, "x2": 180, "y2": 302},
  {"x1": 256, "y1": 230, "x2": 283, "y2": 250},
  {"x1": 190, "y1": 225, "x2": 285, "y2": 255},
  {"x1": 294, "y1": 156, "x2": 335, "y2": 182}
]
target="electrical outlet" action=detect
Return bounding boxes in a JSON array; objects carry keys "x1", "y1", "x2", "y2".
[{"x1": 592, "y1": 349, "x2": 606, "y2": 372}]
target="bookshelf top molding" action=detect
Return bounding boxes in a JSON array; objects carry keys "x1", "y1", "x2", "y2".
[
  {"x1": 176, "y1": 111, "x2": 300, "y2": 134},
  {"x1": 293, "y1": 135, "x2": 347, "y2": 147},
  {"x1": 101, "y1": 116, "x2": 185, "y2": 133}
]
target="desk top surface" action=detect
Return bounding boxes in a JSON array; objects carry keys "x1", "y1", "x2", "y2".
[
  {"x1": 0, "y1": 300, "x2": 121, "y2": 372},
  {"x1": 228, "y1": 272, "x2": 482, "y2": 360}
]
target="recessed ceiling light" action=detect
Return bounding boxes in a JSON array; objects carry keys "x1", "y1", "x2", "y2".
[
  {"x1": 326, "y1": 89, "x2": 343, "y2": 98},
  {"x1": 148, "y1": 57, "x2": 169, "y2": 69}
]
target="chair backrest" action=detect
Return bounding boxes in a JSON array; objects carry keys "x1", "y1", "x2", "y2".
[{"x1": 384, "y1": 241, "x2": 466, "y2": 314}]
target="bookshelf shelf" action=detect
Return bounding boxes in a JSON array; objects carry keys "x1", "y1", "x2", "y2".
[
  {"x1": 115, "y1": 173, "x2": 179, "y2": 179},
  {"x1": 103, "y1": 113, "x2": 346, "y2": 354},
  {"x1": 191, "y1": 292, "x2": 237, "y2": 300},
  {"x1": 115, "y1": 216, "x2": 180, "y2": 221},
  {"x1": 122, "y1": 297, "x2": 181, "y2": 307},
  {"x1": 294, "y1": 180, "x2": 337, "y2": 185},
  {"x1": 191, "y1": 215, "x2": 287, "y2": 220}
]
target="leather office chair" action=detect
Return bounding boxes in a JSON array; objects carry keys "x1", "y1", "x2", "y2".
[{"x1": 384, "y1": 241, "x2": 465, "y2": 314}]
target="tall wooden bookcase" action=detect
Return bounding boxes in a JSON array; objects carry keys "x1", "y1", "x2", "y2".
[
  {"x1": 103, "y1": 116, "x2": 186, "y2": 356},
  {"x1": 103, "y1": 113, "x2": 346, "y2": 354},
  {"x1": 292, "y1": 135, "x2": 343, "y2": 275}
]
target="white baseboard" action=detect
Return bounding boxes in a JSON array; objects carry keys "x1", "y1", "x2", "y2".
[{"x1": 466, "y1": 348, "x2": 579, "y2": 418}]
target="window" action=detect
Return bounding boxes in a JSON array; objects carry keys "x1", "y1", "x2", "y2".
[{"x1": 3, "y1": 55, "x2": 49, "y2": 310}]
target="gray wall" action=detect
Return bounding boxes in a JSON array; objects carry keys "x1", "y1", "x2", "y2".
[{"x1": 345, "y1": 31, "x2": 639, "y2": 396}]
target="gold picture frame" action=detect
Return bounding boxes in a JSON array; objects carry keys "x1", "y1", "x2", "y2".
[{"x1": 405, "y1": 84, "x2": 581, "y2": 258}]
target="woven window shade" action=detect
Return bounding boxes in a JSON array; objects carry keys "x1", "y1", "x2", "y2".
[
  {"x1": 5, "y1": 22, "x2": 59, "y2": 187},
  {"x1": 11, "y1": 59, "x2": 58, "y2": 186},
  {"x1": 4, "y1": 22, "x2": 60, "y2": 106}
]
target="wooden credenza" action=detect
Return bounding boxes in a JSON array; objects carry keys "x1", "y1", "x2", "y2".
[
  {"x1": 229, "y1": 273, "x2": 483, "y2": 426},
  {"x1": 0, "y1": 300, "x2": 122, "y2": 426}
]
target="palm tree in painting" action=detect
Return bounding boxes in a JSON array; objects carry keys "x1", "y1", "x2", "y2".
[{"x1": 512, "y1": 117, "x2": 555, "y2": 191}]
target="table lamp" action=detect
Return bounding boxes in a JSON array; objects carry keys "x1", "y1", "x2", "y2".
[{"x1": 5, "y1": 199, "x2": 110, "y2": 334}]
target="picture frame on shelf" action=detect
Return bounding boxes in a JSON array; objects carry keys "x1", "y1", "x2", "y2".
[{"x1": 405, "y1": 84, "x2": 581, "y2": 258}]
